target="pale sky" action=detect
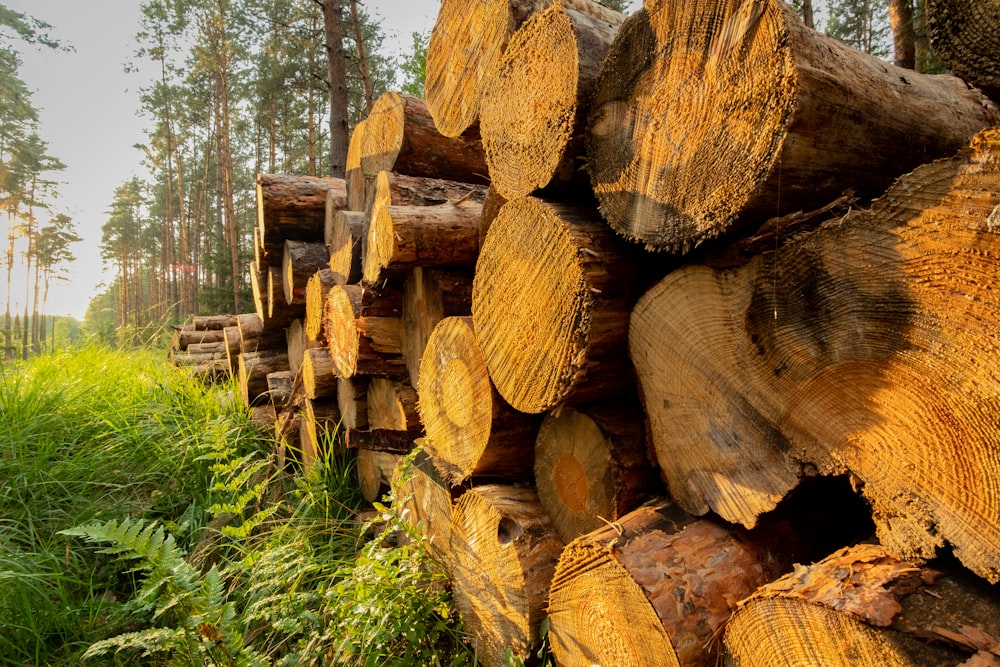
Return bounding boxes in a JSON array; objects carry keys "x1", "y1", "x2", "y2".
[{"x1": 3, "y1": 0, "x2": 443, "y2": 320}]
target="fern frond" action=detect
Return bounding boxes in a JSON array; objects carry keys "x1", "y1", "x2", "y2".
[{"x1": 81, "y1": 626, "x2": 186, "y2": 660}]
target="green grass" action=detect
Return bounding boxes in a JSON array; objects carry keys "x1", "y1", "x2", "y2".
[{"x1": 0, "y1": 345, "x2": 477, "y2": 666}]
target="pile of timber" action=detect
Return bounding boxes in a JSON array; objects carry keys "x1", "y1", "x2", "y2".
[
  {"x1": 168, "y1": 314, "x2": 240, "y2": 381},
  {"x1": 225, "y1": 0, "x2": 1000, "y2": 664}
]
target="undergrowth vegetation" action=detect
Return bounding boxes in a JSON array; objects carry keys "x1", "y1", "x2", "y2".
[{"x1": 0, "y1": 346, "x2": 477, "y2": 666}]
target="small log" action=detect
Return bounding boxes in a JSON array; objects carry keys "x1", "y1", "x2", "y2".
[
  {"x1": 236, "y1": 312, "x2": 286, "y2": 352},
  {"x1": 362, "y1": 199, "x2": 484, "y2": 285},
  {"x1": 249, "y1": 404, "x2": 277, "y2": 435},
  {"x1": 534, "y1": 400, "x2": 658, "y2": 543},
  {"x1": 256, "y1": 173, "x2": 347, "y2": 265},
  {"x1": 402, "y1": 267, "x2": 474, "y2": 388},
  {"x1": 193, "y1": 314, "x2": 239, "y2": 330},
  {"x1": 184, "y1": 359, "x2": 231, "y2": 382},
  {"x1": 548, "y1": 500, "x2": 789, "y2": 667},
  {"x1": 425, "y1": 0, "x2": 625, "y2": 138},
  {"x1": 472, "y1": 196, "x2": 655, "y2": 413},
  {"x1": 238, "y1": 349, "x2": 290, "y2": 407},
  {"x1": 325, "y1": 209, "x2": 365, "y2": 285},
  {"x1": 346, "y1": 118, "x2": 367, "y2": 211},
  {"x1": 357, "y1": 449, "x2": 401, "y2": 503},
  {"x1": 267, "y1": 267, "x2": 303, "y2": 324},
  {"x1": 367, "y1": 377, "x2": 422, "y2": 433},
  {"x1": 481, "y1": 2, "x2": 622, "y2": 198},
  {"x1": 586, "y1": 0, "x2": 997, "y2": 252},
  {"x1": 360, "y1": 91, "x2": 489, "y2": 185},
  {"x1": 304, "y1": 268, "x2": 338, "y2": 342},
  {"x1": 346, "y1": 428, "x2": 418, "y2": 454},
  {"x1": 724, "y1": 544, "x2": 1000, "y2": 667},
  {"x1": 418, "y1": 316, "x2": 540, "y2": 484},
  {"x1": 449, "y1": 484, "x2": 564, "y2": 667},
  {"x1": 392, "y1": 446, "x2": 454, "y2": 567},
  {"x1": 170, "y1": 351, "x2": 228, "y2": 366},
  {"x1": 223, "y1": 325, "x2": 241, "y2": 371},
  {"x1": 338, "y1": 376, "x2": 369, "y2": 429},
  {"x1": 367, "y1": 170, "x2": 488, "y2": 211},
  {"x1": 324, "y1": 284, "x2": 407, "y2": 379},
  {"x1": 927, "y1": 0, "x2": 1000, "y2": 100},
  {"x1": 282, "y1": 240, "x2": 329, "y2": 305},
  {"x1": 300, "y1": 347, "x2": 338, "y2": 400},
  {"x1": 186, "y1": 341, "x2": 227, "y2": 355},
  {"x1": 628, "y1": 128, "x2": 1000, "y2": 582},
  {"x1": 286, "y1": 318, "x2": 321, "y2": 374},
  {"x1": 265, "y1": 370, "x2": 297, "y2": 407},
  {"x1": 175, "y1": 327, "x2": 226, "y2": 349}
]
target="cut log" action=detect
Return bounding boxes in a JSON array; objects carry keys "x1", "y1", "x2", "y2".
[
  {"x1": 367, "y1": 377, "x2": 421, "y2": 433},
  {"x1": 368, "y1": 170, "x2": 488, "y2": 211},
  {"x1": 362, "y1": 199, "x2": 484, "y2": 285},
  {"x1": 927, "y1": 0, "x2": 1000, "y2": 100},
  {"x1": 534, "y1": 401, "x2": 658, "y2": 543},
  {"x1": 418, "y1": 316, "x2": 541, "y2": 484},
  {"x1": 174, "y1": 327, "x2": 226, "y2": 349},
  {"x1": 286, "y1": 318, "x2": 321, "y2": 374},
  {"x1": 256, "y1": 173, "x2": 347, "y2": 265},
  {"x1": 193, "y1": 314, "x2": 239, "y2": 330},
  {"x1": 392, "y1": 447, "x2": 454, "y2": 566},
  {"x1": 548, "y1": 499, "x2": 788, "y2": 667},
  {"x1": 481, "y1": 2, "x2": 622, "y2": 198},
  {"x1": 183, "y1": 359, "x2": 231, "y2": 382},
  {"x1": 357, "y1": 449, "x2": 400, "y2": 503},
  {"x1": 628, "y1": 128, "x2": 1000, "y2": 582},
  {"x1": 304, "y1": 268, "x2": 338, "y2": 342},
  {"x1": 223, "y1": 325, "x2": 241, "y2": 370},
  {"x1": 171, "y1": 351, "x2": 228, "y2": 366},
  {"x1": 300, "y1": 346, "x2": 338, "y2": 400},
  {"x1": 236, "y1": 312, "x2": 286, "y2": 352},
  {"x1": 345, "y1": 428, "x2": 418, "y2": 454},
  {"x1": 267, "y1": 267, "x2": 304, "y2": 324},
  {"x1": 425, "y1": 0, "x2": 626, "y2": 138},
  {"x1": 186, "y1": 341, "x2": 227, "y2": 355},
  {"x1": 338, "y1": 376, "x2": 369, "y2": 429},
  {"x1": 346, "y1": 118, "x2": 367, "y2": 211},
  {"x1": 265, "y1": 370, "x2": 297, "y2": 407},
  {"x1": 402, "y1": 267, "x2": 474, "y2": 389},
  {"x1": 724, "y1": 544, "x2": 1000, "y2": 667},
  {"x1": 299, "y1": 397, "x2": 342, "y2": 468},
  {"x1": 472, "y1": 196, "x2": 654, "y2": 413},
  {"x1": 249, "y1": 404, "x2": 277, "y2": 435},
  {"x1": 324, "y1": 284, "x2": 406, "y2": 379},
  {"x1": 586, "y1": 0, "x2": 997, "y2": 252},
  {"x1": 449, "y1": 484, "x2": 564, "y2": 667},
  {"x1": 238, "y1": 349, "x2": 290, "y2": 407},
  {"x1": 282, "y1": 240, "x2": 329, "y2": 305},
  {"x1": 325, "y1": 209, "x2": 365, "y2": 285},
  {"x1": 360, "y1": 91, "x2": 489, "y2": 185}
]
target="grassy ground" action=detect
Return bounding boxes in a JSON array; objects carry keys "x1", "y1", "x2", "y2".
[{"x1": 0, "y1": 346, "x2": 474, "y2": 666}]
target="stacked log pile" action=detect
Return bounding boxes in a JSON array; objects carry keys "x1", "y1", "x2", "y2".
[
  {"x1": 168, "y1": 314, "x2": 239, "y2": 382},
  {"x1": 204, "y1": 0, "x2": 1000, "y2": 664}
]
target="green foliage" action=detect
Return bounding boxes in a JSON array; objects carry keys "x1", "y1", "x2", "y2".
[
  {"x1": 825, "y1": 0, "x2": 892, "y2": 57},
  {"x1": 399, "y1": 30, "x2": 428, "y2": 98}
]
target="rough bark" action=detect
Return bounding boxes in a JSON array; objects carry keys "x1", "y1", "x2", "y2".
[
  {"x1": 192, "y1": 314, "x2": 239, "y2": 330},
  {"x1": 238, "y1": 349, "x2": 290, "y2": 407},
  {"x1": 724, "y1": 544, "x2": 1000, "y2": 667},
  {"x1": 425, "y1": 0, "x2": 625, "y2": 138},
  {"x1": 472, "y1": 196, "x2": 655, "y2": 413},
  {"x1": 629, "y1": 128, "x2": 1000, "y2": 582},
  {"x1": 361, "y1": 92, "x2": 489, "y2": 185},
  {"x1": 417, "y1": 316, "x2": 541, "y2": 484},
  {"x1": 534, "y1": 400, "x2": 658, "y2": 543},
  {"x1": 402, "y1": 267, "x2": 473, "y2": 389},
  {"x1": 587, "y1": 0, "x2": 997, "y2": 252},
  {"x1": 481, "y1": 2, "x2": 622, "y2": 198},
  {"x1": 265, "y1": 370, "x2": 297, "y2": 408},
  {"x1": 282, "y1": 240, "x2": 329, "y2": 305},
  {"x1": 256, "y1": 173, "x2": 346, "y2": 265},
  {"x1": 449, "y1": 484, "x2": 564, "y2": 667},
  {"x1": 927, "y1": 0, "x2": 1000, "y2": 99},
  {"x1": 888, "y1": 0, "x2": 917, "y2": 69}
]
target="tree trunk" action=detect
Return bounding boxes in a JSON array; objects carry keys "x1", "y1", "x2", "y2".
[
  {"x1": 449, "y1": 484, "x2": 564, "y2": 667},
  {"x1": 322, "y1": 0, "x2": 349, "y2": 178},
  {"x1": 174, "y1": 326, "x2": 227, "y2": 349},
  {"x1": 238, "y1": 349, "x2": 290, "y2": 407},
  {"x1": 888, "y1": 0, "x2": 917, "y2": 69},
  {"x1": 282, "y1": 240, "x2": 329, "y2": 305},
  {"x1": 368, "y1": 170, "x2": 487, "y2": 212},
  {"x1": 587, "y1": 0, "x2": 997, "y2": 252},
  {"x1": 403, "y1": 267, "x2": 473, "y2": 389},
  {"x1": 534, "y1": 401, "x2": 658, "y2": 543},
  {"x1": 724, "y1": 543, "x2": 1000, "y2": 667},
  {"x1": 425, "y1": 0, "x2": 625, "y2": 138},
  {"x1": 360, "y1": 92, "x2": 489, "y2": 185},
  {"x1": 481, "y1": 2, "x2": 622, "y2": 199},
  {"x1": 472, "y1": 196, "x2": 655, "y2": 413},
  {"x1": 326, "y1": 209, "x2": 366, "y2": 285},
  {"x1": 362, "y1": 199, "x2": 484, "y2": 285},
  {"x1": 548, "y1": 500, "x2": 788, "y2": 667},
  {"x1": 927, "y1": 0, "x2": 1000, "y2": 99},
  {"x1": 417, "y1": 317, "x2": 540, "y2": 484},
  {"x1": 628, "y1": 128, "x2": 1000, "y2": 583},
  {"x1": 256, "y1": 173, "x2": 347, "y2": 266},
  {"x1": 301, "y1": 346, "x2": 338, "y2": 399}
]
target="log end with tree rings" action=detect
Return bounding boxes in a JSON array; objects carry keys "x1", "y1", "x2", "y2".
[
  {"x1": 360, "y1": 91, "x2": 406, "y2": 178},
  {"x1": 425, "y1": 0, "x2": 513, "y2": 138},
  {"x1": 927, "y1": 0, "x2": 1000, "y2": 98},
  {"x1": 327, "y1": 210, "x2": 364, "y2": 285},
  {"x1": 481, "y1": 4, "x2": 580, "y2": 199},
  {"x1": 324, "y1": 284, "x2": 361, "y2": 378}
]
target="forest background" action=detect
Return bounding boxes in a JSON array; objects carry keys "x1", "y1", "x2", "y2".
[{"x1": 0, "y1": 0, "x2": 939, "y2": 358}]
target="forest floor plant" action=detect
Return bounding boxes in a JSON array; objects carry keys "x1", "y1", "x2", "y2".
[{"x1": 0, "y1": 346, "x2": 478, "y2": 666}]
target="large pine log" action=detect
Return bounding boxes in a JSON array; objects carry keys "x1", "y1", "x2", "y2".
[
  {"x1": 256, "y1": 174, "x2": 347, "y2": 265},
  {"x1": 724, "y1": 544, "x2": 1000, "y2": 667},
  {"x1": 362, "y1": 199, "x2": 484, "y2": 285},
  {"x1": 368, "y1": 170, "x2": 488, "y2": 212},
  {"x1": 534, "y1": 401, "x2": 658, "y2": 543},
  {"x1": 629, "y1": 128, "x2": 1000, "y2": 582},
  {"x1": 586, "y1": 0, "x2": 997, "y2": 252},
  {"x1": 324, "y1": 283, "x2": 407, "y2": 379},
  {"x1": 472, "y1": 196, "x2": 654, "y2": 413},
  {"x1": 481, "y1": 2, "x2": 622, "y2": 198},
  {"x1": 402, "y1": 267, "x2": 473, "y2": 389},
  {"x1": 417, "y1": 317, "x2": 540, "y2": 484},
  {"x1": 548, "y1": 500, "x2": 788, "y2": 667},
  {"x1": 449, "y1": 484, "x2": 564, "y2": 667},
  {"x1": 282, "y1": 240, "x2": 329, "y2": 306},
  {"x1": 927, "y1": 0, "x2": 1000, "y2": 100},
  {"x1": 325, "y1": 209, "x2": 365, "y2": 285},
  {"x1": 425, "y1": 0, "x2": 626, "y2": 138},
  {"x1": 360, "y1": 92, "x2": 489, "y2": 185}
]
